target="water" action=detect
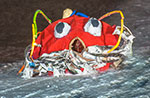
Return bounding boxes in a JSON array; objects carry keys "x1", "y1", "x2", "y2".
[
  {"x1": 0, "y1": 56, "x2": 150, "y2": 98},
  {"x1": 0, "y1": 0, "x2": 150, "y2": 97}
]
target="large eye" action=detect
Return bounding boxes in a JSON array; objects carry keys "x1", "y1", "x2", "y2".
[
  {"x1": 84, "y1": 18, "x2": 102, "y2": 36},
  {"x1": 54, "y1": 22, "x2": 71, "y2": 38}
]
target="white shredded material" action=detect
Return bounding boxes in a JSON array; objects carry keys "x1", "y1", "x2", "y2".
[{"x1": 22, "y1": 25, "x2": 135, "y2": 78}]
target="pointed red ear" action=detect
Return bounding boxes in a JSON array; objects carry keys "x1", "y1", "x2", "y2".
[{"x1": 101, "y1": 21, "x2": 118, "y2": 46}]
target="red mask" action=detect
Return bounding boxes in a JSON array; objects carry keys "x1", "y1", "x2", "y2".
[{"x1": 33, "y1": 15, "x2": 118, "y2": 60}]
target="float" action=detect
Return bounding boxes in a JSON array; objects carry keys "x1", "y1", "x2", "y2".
[{"x1": 18, "y1": 8, "x2": 135, "y2": 78}]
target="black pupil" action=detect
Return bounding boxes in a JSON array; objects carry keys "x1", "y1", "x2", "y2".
[
  {"x1": 91, "y1": 19, "x2": 99, "y2": 27},
  {"x1": 56, "y1": 22, "x2": 64, "y2": 33}
]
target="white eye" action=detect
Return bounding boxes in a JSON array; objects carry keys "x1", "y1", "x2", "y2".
[
  {"x1": 54, "y1": 22, "x2": 71, "y2": 38},
  {"x1": 84, "y1": 18, "x2": 102, "y2": 36}
]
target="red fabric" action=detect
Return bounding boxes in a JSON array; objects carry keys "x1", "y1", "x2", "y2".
[
  {"x1": 80, "y1": 68, "x2": 84, "y2": 72},
  {"x1": 48, "y1": 71, "x2": 53, "y2": 76},
  {"x1": 33, "y1": 15, "x2": 118, "y2": 60},
  {"x1": 96, "y1": 63, "x2": 110, "y2": 72},
  {"x1": 65, "y1": 69, "x2": 70, "y2": 74}
]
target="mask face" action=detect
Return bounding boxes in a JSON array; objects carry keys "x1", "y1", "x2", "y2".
[
  {"x1": 23, "y1": 14, "x2": 134, "y2": 78},
  {"x1": 33, "y1": 15, "x2": 118, "y2": 59}
]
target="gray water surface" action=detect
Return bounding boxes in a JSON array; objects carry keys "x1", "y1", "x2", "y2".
[{"x1": 0, "y1": 0, "x2": 150, "y2": 97}]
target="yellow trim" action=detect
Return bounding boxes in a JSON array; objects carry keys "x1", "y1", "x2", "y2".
[
  {"x1": 29, "y1": 24, "x2": 36, "y2": 61},
  {"x1": 99, "y1": 10, "x2": 124, "y2": 53}
]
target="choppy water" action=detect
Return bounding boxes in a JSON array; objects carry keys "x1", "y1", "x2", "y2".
[
  {"x1": 0, "y1": 0, "x2": 150, "y2": 97},
  {"x1": 0, "y1": 56, "x2": 150, "y2": 98}
]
